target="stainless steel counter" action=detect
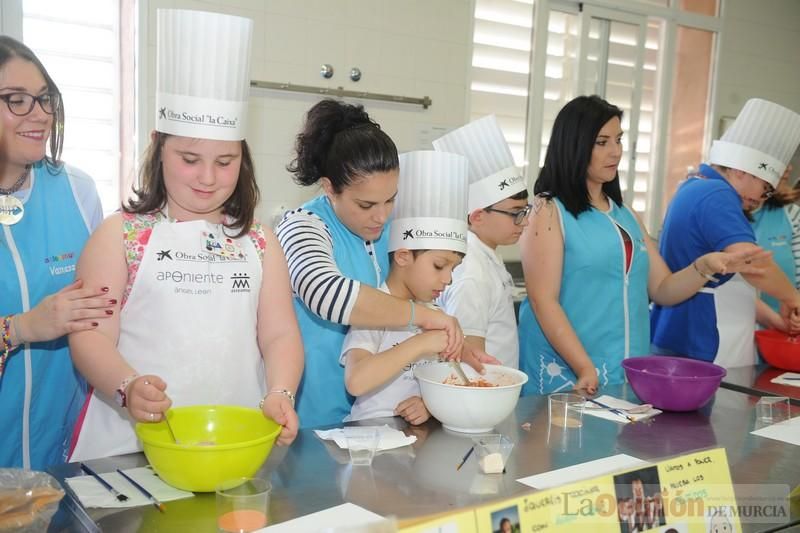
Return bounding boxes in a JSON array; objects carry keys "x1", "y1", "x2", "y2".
[
  {"x1": 722, "y1": 364, "x2": 800, "y2": 405},
  {"x1": 48, "y1": 383, "x2": 800, "y2": 532}
]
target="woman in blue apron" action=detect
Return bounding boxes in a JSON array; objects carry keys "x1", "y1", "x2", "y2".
[
  {"x1": 0, "y1": 37, "x2": 110, "y2": 469},
  {"x1": 68, "y1": 10, "x2": 304, "y2": 461},
  {"x1": 518, "y1": 95, "x2": 763, "y2": 395},
  {"x1": 277, "y1": 99, "x2": 465, "y2": 428},
  {"x1": 750, "y1": 169, "x2": 800, "y2": 325}
]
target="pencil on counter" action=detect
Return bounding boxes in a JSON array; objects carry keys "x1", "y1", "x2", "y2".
[
  {"x1": 80, "y1": 463, "x2": 128, "y2": 502},
  {"x1": 586, "y1": 398, "x2": 636, "y2": 423},
  {"x1": 456, "y1": 446, "x2": 474, "y2": 471},
  {"x1": 116, "y1": 469, "x2": 165, "y2": 512}
]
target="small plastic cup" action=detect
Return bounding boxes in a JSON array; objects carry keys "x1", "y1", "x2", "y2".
[
  {"x1": 344, "y1": 427, "x2": 380, "y2": 466},
  {"x1": 549, "y1": 393, "x2": 586, "y2": 428},
  {"x1": 216, "y1": 478, "x2": 270, "y2": 533},
  {"x1": 471, "y1": 434, "x2": 514, "y2": 474},
  {"x1": 756, "y1": 396, "x2": 791, "y2": 424},
  {"x1": 546, "y1": 423, "x2": 583, "y2": 453}
]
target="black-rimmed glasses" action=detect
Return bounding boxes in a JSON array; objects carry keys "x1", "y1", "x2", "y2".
[
  {"x1": 0, "y1": 92, "x2": 61, "y2": 116},
  {"x1": 483, "y1": 204, "x2": 532, "y2": 225}
]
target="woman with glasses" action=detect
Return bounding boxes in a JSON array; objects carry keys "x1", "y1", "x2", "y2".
[
  {"x1": 0, "y1": 36, "x2": 111, "y2": 469},
  {"x1": 517, "y1": 95, "x2": 767, "y2": 395},
  {"x1": 653, "y1": 98, "x2": 800, "y2": 368}
]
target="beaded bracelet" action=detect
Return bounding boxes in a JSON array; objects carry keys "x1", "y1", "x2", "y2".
[
  {"x1": 258, "y1": 389, "x2": 296, "y2": 410},
  {"x1": 1, "y1": 315, "x2": 13, "y2": 378}
]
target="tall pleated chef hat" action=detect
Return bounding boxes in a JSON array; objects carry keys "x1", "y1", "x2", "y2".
[
  {"x1": 156, "y1": 9, "x2": 253, "y2": 141},
  {"x1": 432, "y1": 115, "x2": 526, "y2": 213},
  {"x1": 389, "y1": 151, "x2": 469, "y2": 254},
  {"x1": 709, "y1": 98, "x2": 800, "y2": 187}
]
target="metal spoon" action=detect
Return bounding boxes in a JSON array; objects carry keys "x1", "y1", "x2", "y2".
[
  {"x1": 163, "y1": 412, "x2": 180, "y2": 444},
  {"x1": 450, "y1": 361, "x2": 472, "y2": 386}
]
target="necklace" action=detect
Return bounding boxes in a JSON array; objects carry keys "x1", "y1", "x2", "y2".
[
  {"x1": 0, "y1": 166, "x2": 31, "y2": 195},
  {"x1": 0, "y1": 166, "x2": 29, "y2": 225}
]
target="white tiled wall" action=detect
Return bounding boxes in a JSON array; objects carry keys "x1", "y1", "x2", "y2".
[
  {"x1": 713, "y1": 0, "x2": 800, "y2": 143},
  {"x1": 139, "y1": 0, "x2": 473, "y2": 227}
]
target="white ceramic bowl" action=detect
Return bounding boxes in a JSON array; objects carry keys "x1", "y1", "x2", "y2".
[{"x1": 413, "y1": 363, "x2": 528, "y2": 433}]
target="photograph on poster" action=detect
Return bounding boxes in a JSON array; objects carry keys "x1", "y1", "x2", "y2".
[
  {"x1": 490, "y1": 504, "x2": 521, "y2": 533},
  {"x1": 614, "y1": 466, "x2": 667, "y2": 533}
]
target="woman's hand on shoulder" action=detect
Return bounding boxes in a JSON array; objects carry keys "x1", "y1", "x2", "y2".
[
  {"x1": 15, "y1": 279, "x2": 115, "y2": 343},
  {"x1": 262, "y1": 393, "x2": 299, "y2": 446},
  {"x1": 126, "y1": 375, "x2": 172, "y2": 423}
]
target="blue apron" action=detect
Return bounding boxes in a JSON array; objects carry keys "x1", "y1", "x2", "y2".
[
  {"x1": 293, "y1": 196, "x2": 389, "y2": 428},
  {"x1": 518, "y1": 198, "x2": 650, "y2": 395},
  {"x1": 0, "y1": 162, "x2": 91, "y2": 469},
  {"x1": 751, "y1": 206, "x2": 796, "y2": 314}
]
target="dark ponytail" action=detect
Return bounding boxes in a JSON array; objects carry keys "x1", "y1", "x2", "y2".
[{"x1": 287, "y1": 99, "x2": 398, "y2": 192}]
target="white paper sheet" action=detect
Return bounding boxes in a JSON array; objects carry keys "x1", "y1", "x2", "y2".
[
  {"x1": 582, "y1": 395, "x2": 661, "y2": 424},
  {"x1": 751, "y1": 415, "x2": 800, "y2": 446},
  {"x1": 517, "y1": 454, "x2": 650, "y2": 489},
  {"x1": 770, "y1": 372, "x2": 800, "y2": 388},
  {"x1": 65, "y1": 466, "x2": 194, "y2": 508},
  {"x1": 257, "y1": 502, "x2": 386, "y2": 532},
  {"x1": 314, "y1": 425, "x2": 416, "y2": 451}
]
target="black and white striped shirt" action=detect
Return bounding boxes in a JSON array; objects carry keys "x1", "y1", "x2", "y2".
[{"x1": 277, "y1": 208, "x2": 380, "y2": 325}]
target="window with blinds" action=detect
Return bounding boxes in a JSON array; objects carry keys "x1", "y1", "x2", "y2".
[
  {"x1": 22, "y1": 0, "x2": 121, "y2": 214},
  {"x1": 470, "y1": 0, "x2": 534, "y2": 168},
  {"x1": 469, "y1": 0, "x2": 665, "y2": 220}
]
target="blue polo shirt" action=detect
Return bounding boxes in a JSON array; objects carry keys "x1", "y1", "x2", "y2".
[{"x1": 650, "y1": 164, "x2": 756, "y2": 361}]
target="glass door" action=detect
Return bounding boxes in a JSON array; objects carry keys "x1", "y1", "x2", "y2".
[{"x1": 577, "y1": 5, "x2": 648, "y2": 208}]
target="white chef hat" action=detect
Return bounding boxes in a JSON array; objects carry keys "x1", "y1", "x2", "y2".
[
  {"x1": 709, "y1": 98, "x2": 800, "y2": 187},
  {"x1": 389, "y1": 151, "x2": 469, "y2": 254},
  {"x1": 156, "y1": 9, "x2": 253, "y2": 141},
  {"x1": 432, "y1": 115, "x2": 526, "y2": 212}
]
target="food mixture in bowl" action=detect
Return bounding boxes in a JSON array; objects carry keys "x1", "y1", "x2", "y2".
[{"x1": 442, "y1": 375, "x2": 498, "y2": 387}]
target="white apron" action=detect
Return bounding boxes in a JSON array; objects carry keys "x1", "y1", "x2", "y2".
[
  {"x1": 703, "y1": 273, "x2": 757, "y2": 368},
  {"x1": 70, "y1": 218, "x2": 264, "y2": 461}
]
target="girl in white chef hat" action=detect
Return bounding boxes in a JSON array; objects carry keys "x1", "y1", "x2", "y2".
[{"x1": 67, "y1": 9, "x2": 303, "y2": 462}]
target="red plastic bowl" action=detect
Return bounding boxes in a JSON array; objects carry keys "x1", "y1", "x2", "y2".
[
  {"x1": 755, "y1": 329, "x2": 800, "y2": 372},
  {"x1": 622, "y1": 356, "x2": 726, "y2": 412}
]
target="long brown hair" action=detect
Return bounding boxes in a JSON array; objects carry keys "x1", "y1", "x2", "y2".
[
  {"x1": 0, "y1": 36, "x2": 64, "y2": 172},
  {"x1": 125, "y1": 132, "x2": 260, "y2": 237}
]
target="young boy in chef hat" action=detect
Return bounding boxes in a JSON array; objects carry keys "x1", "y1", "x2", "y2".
[
  {"x1": 68, "y1": 9, "x2": 304, "y2": 461},
  {"x1": 432, "y1": 115, "x2": 529, "y2": 368},
  {"x1": 340, "y1": 150, "x2": 469, "y2": 425}
]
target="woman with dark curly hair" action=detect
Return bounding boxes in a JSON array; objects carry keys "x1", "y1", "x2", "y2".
[{"x1": 277, "y1": 99, "x2": 468, "y2": 428}]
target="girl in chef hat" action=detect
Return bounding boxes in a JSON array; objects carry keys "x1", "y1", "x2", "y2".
[{"x1": 68, "y1": 10, "x2": 303, "y2": 462}]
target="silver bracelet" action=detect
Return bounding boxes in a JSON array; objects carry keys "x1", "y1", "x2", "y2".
[{"x1": 258, "y1": 389, "x2": 296, "y2": 409}]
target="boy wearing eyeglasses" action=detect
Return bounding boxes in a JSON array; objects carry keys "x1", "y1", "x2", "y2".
[{"x1": 432, "y1": 116, "x2": 529, "y2": 369}]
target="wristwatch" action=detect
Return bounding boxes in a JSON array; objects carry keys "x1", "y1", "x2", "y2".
[{"x1": 115, "y1": 374, "x2": 139, "y2": 408}]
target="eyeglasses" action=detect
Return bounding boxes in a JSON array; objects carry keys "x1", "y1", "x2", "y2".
[
  {"x1": 0, "y1": 92, "x2": 61, "y2": 117},
  {"x1": 483, "y1": 204, "x2": 532, "y2": 225}
]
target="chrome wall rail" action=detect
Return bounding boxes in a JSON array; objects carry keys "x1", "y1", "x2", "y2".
[{"x1": 250, "y1": 80, "x2": 432, "y2": 109}]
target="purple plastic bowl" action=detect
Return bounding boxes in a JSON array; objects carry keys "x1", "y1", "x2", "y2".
[{"x1": 621, "y1": 356, "x2": 727, "y2": 412}]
